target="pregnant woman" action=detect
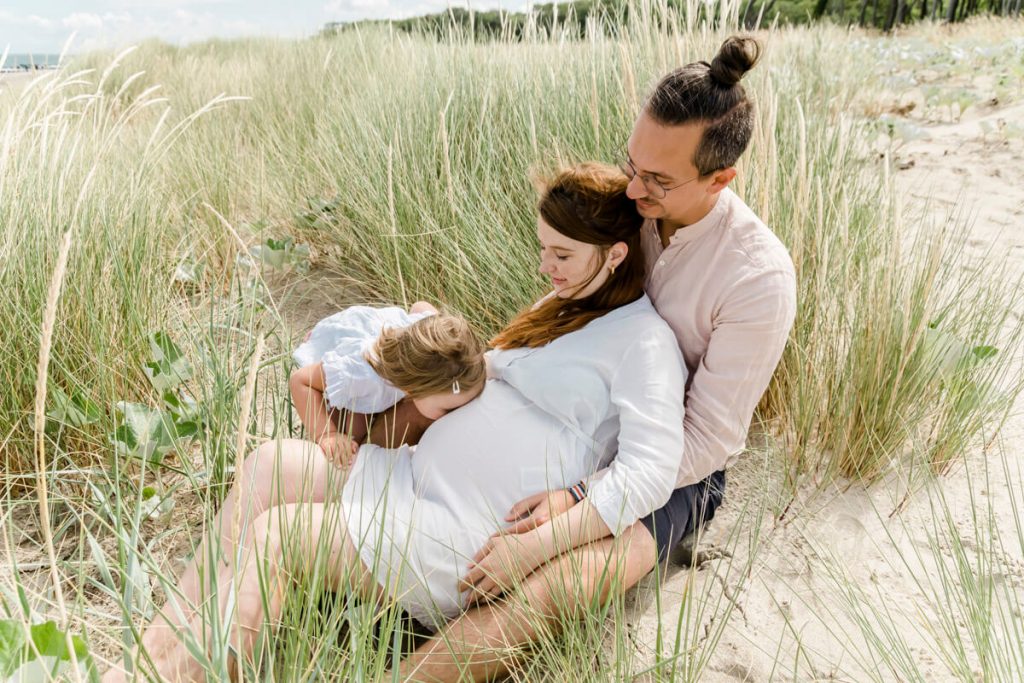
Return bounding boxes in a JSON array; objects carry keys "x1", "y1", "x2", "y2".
[{"x1": 120, "y1": 162, "x2": 687, "y2": 680}]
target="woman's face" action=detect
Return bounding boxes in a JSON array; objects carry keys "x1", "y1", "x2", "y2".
[{"x1": 536, "y1": 217, "x2": 611, "y2": 300}]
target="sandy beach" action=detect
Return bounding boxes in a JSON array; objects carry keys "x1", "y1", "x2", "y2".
[{"x1": 0, "y1": 71, "x2": 36, "y2": 99}]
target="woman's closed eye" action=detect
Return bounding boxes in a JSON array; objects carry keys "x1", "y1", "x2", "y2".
[{"x1": 540, "y1": 250, "x2": 569, "y2": 262}]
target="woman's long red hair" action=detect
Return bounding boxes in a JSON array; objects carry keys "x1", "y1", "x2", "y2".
[{"x1": 491, "y1": 163, "x2": 646, "y2": 350}]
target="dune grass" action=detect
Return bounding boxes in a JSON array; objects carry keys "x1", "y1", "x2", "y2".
[{"x1": 1, "y1": 3, "x2": 1023, "y2": 680}]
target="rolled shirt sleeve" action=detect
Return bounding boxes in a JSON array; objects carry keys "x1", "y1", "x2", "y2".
[{"x1": 587, "y1": 332, "x2": 687, "y2": 536}]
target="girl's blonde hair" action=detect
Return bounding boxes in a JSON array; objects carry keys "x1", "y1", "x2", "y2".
[{"x1": 366, "y1": 314, "x2": 486, "y2": 399}]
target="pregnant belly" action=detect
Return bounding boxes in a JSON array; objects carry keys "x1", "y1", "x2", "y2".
[{"x1": 409, "y1": 380, "x2": 584, "y2": 530}]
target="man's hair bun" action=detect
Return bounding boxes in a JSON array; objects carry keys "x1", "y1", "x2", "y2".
[
  {"x1": 644, "y1": 34, "x2": 762, "y2": 175},
  {"x1": 708, "y1": 35, "x2": 762, "y2": 88}
]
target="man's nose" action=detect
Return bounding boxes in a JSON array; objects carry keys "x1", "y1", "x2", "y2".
[{"x1": 625, "y1": 174, "x2": 647, "y2": 199}]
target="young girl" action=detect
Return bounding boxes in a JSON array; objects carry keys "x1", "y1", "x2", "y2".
[{"x1": 290, "y1": 302, "x2": 487, "y2": 467}]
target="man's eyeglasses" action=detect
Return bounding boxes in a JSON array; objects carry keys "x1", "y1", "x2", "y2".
[{"x1": 618, "y1": 158, "x2": 699, "y2": 199}]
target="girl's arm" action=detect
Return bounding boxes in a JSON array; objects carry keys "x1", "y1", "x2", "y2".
[
  {"x1": 290, "y1": 362, "x2": 363, "y2": 466},
  {"x1": 290, "y1": 362, "x2": 374, "y2": 442},
  {"x1": 365, "y1": 398, "x2": 435, "y2": 448},
  {"x1": 289, "y1": 362, "x2": 337, "y2": 442}
]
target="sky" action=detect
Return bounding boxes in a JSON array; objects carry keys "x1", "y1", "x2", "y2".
[{"x1": 1, "y1": 0, "x2": 534, "y2": 55}]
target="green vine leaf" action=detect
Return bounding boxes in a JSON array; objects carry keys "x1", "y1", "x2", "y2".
[{"x1": 143, "y1": 332, "x2": 192, "y2": 392}]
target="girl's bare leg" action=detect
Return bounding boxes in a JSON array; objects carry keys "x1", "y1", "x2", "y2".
[
  {"x1": 146, "y1": 501, "x2": 378, "y2": 682},
  {"x1": 331, "y1": 408, "x2": 371, "y2": 444},
  {"x1": 410, "y1": 301, "x2": 439, "y2": 315},
  {"x1": 366, "y1": 398, "x2": 435, "y2": 448}
]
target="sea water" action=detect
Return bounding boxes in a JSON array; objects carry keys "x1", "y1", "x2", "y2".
[{"x1": 1, "y1": 54, "x2": 61, "y2": 71}]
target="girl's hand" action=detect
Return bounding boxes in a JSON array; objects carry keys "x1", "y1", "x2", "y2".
[
  {"x1": 500, "y1": 489, "x2": 578, "y2": 535},
  {"x1": 319, "y1": 434, "x2": 358, "y2": 469},
  {"x1": 459, "y1": 531, "x2": 545, "y2": 604}
]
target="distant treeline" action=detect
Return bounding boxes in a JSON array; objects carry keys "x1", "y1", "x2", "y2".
[{"x1": 322, "y1": 0, "x2": 1022, "y2": 36}]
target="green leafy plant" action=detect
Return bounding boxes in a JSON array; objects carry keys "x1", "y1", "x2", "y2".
[
  {"x1": 173, "y1": 254, "x2": 205, "y2": 287},
  {"x1": 0, "y1": 619, "x2": 89, "y2": 678},
  {"x1": 247, "y1": 236, "x2": 311, "y2": 273},
  {"x1": 110, "y1": 332, "x2": 202, "y2": 464},
  {"x1": 110, "y1": 401, "x2": 199, "y2": 464},
  {"x1": 46, "y1": 385, "x2": 101, "y2": 430},
  {"x1": 143, "y1": 332, "x2": 193, "y2": 392}
]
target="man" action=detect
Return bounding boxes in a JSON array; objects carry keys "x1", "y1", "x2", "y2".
[{"x1": 398, "y1": 35, "x2": 797, "y2": 682}]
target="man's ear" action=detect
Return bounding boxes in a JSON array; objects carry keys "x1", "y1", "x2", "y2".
[{"x1": 706, "y1": 167, "x2": 737, "y2": 194}]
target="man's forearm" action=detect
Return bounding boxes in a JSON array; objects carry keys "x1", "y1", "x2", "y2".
[{"x1": 530, "y1": 500, "x2": 612, "y2": 565}]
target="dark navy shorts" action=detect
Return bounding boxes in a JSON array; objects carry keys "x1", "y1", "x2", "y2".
[{"x1": 639, "y1": 470, "x2": 726, "y2": 563}]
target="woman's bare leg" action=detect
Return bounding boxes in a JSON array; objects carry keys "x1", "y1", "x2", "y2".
[
  {"x1": 397, "y1": 523, "x2": 658, "y2": 682},
  {"x1": 105, "y1": 439, "x2": 338, "y2": 681},
  {"x1": 169, "y1": 440, "x2": 335, "y2": 621},
  {"x1": 146, "y1": 501, "x2": 378, "y2": 682}
]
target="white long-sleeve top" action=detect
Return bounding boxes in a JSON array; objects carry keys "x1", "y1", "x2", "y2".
[
  {"x1": 344, "y1": 294, "x2": 688, "y2": 625},
  {"x1": 487, "y1": 294, "x2": 687, "y2": 535}
]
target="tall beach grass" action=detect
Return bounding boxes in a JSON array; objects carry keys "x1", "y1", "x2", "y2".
[{"x1": 1, "y1": 3, "x2": 1023, "y2": 680}]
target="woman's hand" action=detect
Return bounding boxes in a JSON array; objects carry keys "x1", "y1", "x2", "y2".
[
  {"x1": 319, "y1": 433, "x2": 358, "y2": 469},
  {"x1": 459, "y1": 531, "x2": 546, "y2": 605},
  {"x1": 500, "y1": 488, "x2": 579, "y2": 535}
]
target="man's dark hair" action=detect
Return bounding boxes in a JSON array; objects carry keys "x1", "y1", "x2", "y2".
[{"x1": 645, "y1": 36, "x2": 762, "y2": 176}]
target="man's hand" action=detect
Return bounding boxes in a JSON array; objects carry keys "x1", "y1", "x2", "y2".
[
  {"x1": 500, "y1": 489, "x2": 578, "y2": 535},
  {"x1": 459, "y1": 531, "x2": 545, "y2": 605},
  {"x1": 319, "y1": 433, "x2": 358, "y2": 469}
]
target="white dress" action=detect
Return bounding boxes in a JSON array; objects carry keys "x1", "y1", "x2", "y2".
[
  {"x1": 292, "y1": 305, "x2": 434, "y2": 414},
  {"x1": 341, "y1": 295, "x2": 687, "y2": 628}
]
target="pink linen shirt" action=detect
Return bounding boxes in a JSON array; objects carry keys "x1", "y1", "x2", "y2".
[{"x1": 633, "y1": 186, "x2": 796, "y2": 489}]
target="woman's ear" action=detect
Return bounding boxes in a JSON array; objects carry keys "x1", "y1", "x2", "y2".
[{"x1": 608, "y1": 242, "x2": 628, "y2": 269}]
